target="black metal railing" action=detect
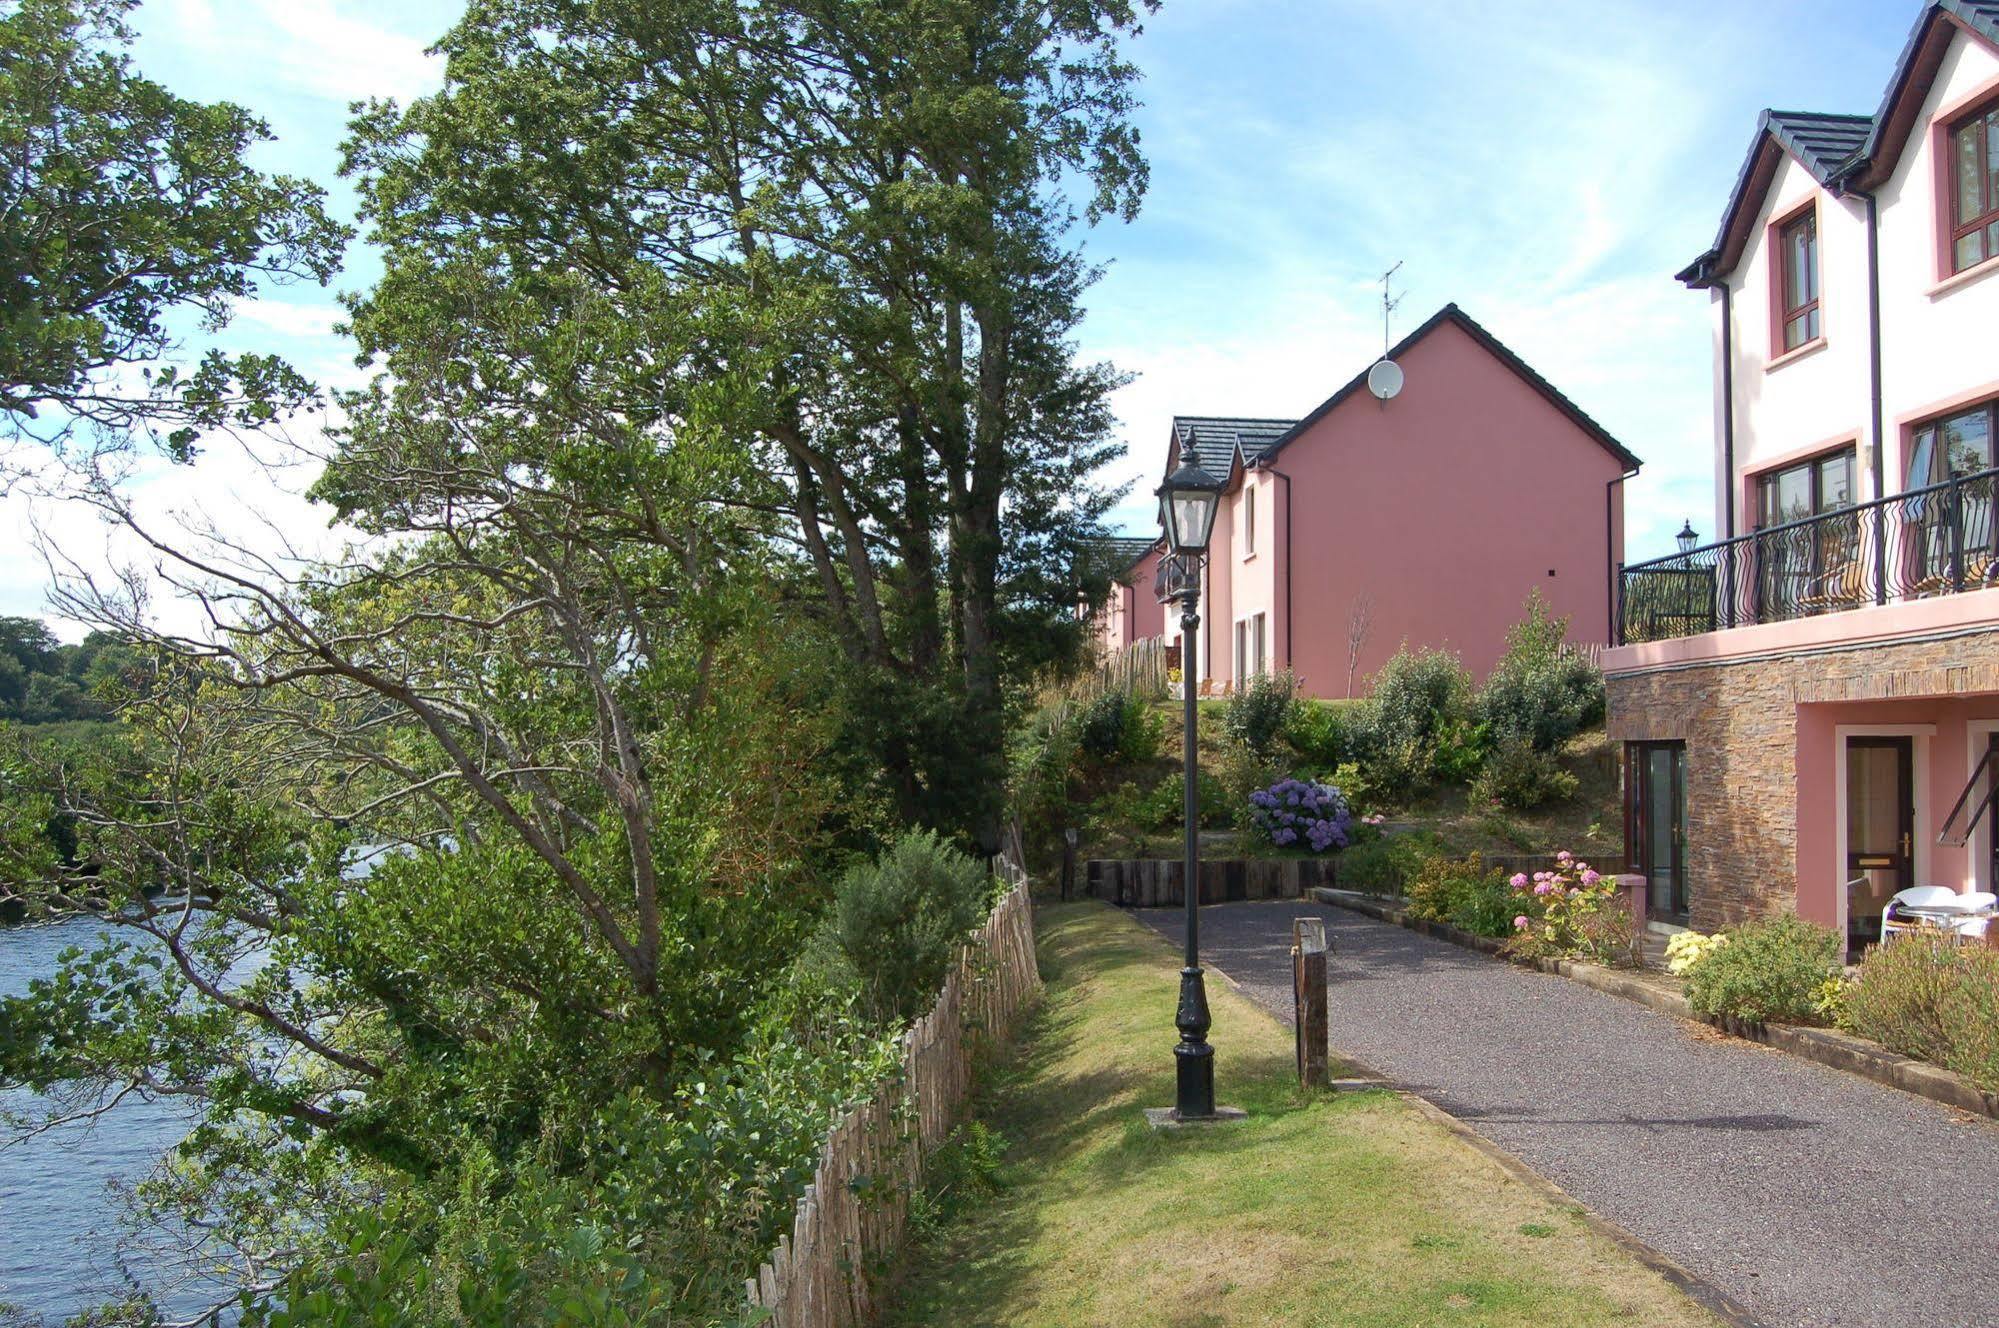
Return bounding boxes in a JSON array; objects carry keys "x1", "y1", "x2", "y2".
[
  {"x1": 1617, "y1": 467, "x2": 1999, "y2": 645},
  {"x1": 1153, "y1": 552, "x2": 1200, "y2": 603}
]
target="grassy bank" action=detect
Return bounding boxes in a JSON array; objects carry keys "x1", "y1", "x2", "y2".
[
  {"x1": 888, "y1": 902, "x2": 1719, "y2": 1328},
  {"x1": 1075, "y1": 701, "x2": 1622, "y2": 865}
]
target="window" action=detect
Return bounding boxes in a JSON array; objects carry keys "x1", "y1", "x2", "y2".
[
  {"x1": 1244, "y1": 486, "x2": 1256, "y2": 556},
  {"x1": 1778, "y1": 209, "x2": 1820, "y2": 351},
  {"x1": 1755, "y1": 446, "x2": 1856, "y2": 617},
  {"x1": 1908, "y1": 401, "x2": 1997, "y2": 487},
  {"x1": 1906, "y1": 400, "x2": 1998, "y2": 585},
  {"x1": 1757, "y1": 447, "x2": 1854, "y2": 526},
  {"x1": 1625, "y1": 742, "x2": 1686, "y2": 921},
  {"x1": 1233, "y1": 613, "x2": 1267, "y2": 680},
  {"x1": 1949, "y1": 96, "x2": 1999, "y2": 274}
]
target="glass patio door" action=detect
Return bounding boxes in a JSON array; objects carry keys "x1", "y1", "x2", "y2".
[
  {"x1": 1846, "y1": 737, "x2": 1914, "y2": 951},
  {"x1": 1627, "y1": 742, "x2": 1687, "y2": 921}
]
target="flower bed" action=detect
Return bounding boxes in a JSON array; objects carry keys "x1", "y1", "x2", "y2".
[{"x1": 1245, "y1": 778, "x2": 1353, "y2": 852}]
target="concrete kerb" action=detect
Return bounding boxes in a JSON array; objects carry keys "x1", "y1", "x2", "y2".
[{"x1": 1311, "y1": 887, "x2": 1999, "y2": 1121}]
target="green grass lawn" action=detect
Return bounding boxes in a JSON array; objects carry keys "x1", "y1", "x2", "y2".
[{"x1": 887, "y1": 902, "x2": 1719, "y2": 1328}]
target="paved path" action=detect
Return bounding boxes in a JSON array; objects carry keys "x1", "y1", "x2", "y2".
[{"x1": 1137, "y1": 900, "x2": 1999, "y2": 1328}]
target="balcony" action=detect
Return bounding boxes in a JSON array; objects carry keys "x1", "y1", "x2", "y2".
[
  {"x1": 1153, "y1": 553, "x2": 1200, "y2": 603},
  {"x1": 1617, "y1": 467, "x2": 1999, "y2": 645}
]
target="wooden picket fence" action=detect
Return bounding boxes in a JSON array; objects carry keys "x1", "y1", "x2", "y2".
[
  {"x1": 742, "y1": 855, "x2": 1041, "y2": 1328},
  {"x1": 1095, "y1": 635, "x2": 1170, "y2": 700}
]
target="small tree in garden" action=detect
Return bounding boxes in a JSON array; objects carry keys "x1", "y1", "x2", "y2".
[
  {"x1": 1345, "y1": 593, "x2": 1375, "y2": 697},
  {"x1": 1476, "y1": 592, "x2": 1605, "y2": 752},
  {"x1": 1223, "y1": 669, "x2": 1297, "y2": 755}
]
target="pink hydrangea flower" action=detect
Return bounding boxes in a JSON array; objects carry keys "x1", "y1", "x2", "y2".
[
  {"x1": 1580, "y1": 869, "x2": 1601, "y2": 885},
  {"x1": 1509, "y1": 872, "x2": 1529, "y2": 889},
  {"x1": 1556, "y1": 850, "x2": 1573, "y2": 863},
  {"x1": 1533, "y1": 881, "x2": 1553, "y2": 896},
  {"x1": 1513, "y1": 915, "x2": 1531, "y2": 930}
]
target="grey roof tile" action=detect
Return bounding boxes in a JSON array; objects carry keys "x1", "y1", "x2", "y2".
[
  {"x1": 1168, "y1": 416, "x2": 1299, "y2": 482},
  {"x1": 1764, "y1": 110, "x2": 1874, "y2": 182}
]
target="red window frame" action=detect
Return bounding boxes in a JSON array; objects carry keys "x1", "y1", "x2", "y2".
[
  {"x1": 1949, "y1": 94, "x2": 1999, "y2": 274},
  {"x1": 1779, "y1": 209, "x2": 1820, "y2": 351}
]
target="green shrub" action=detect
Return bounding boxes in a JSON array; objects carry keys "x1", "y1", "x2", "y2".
[
  {"x1": 1285, "y1": 699, "x2": 1356, "y2": 768},
  {"x1": 1008, "y1": 705, "x2": 1077, "y2": 829},
  {"x1": 1470, "y1": 739, "x2": 1580, "y2": 810},
  {"x1": 811, "y1": 832, "x2": 994, "y2": 1024},
  {"x1": 1683, "y1": 915, "x2": 1842, "y2": 1026},
  {"x1": 1331, "y1": 739, "x2": 1429, "y2": 810},
  {"x1": 1130, "y1": 770, "x2": 1230, "y2": 831},
  {"x1": 1843, "y1": 936, "x2": 1999, "y2": 1092},
  {"x1": 1334, "y1": 831, "x2": 1443, "y2": 895},
  {"x1": 1074, "y1": 689, "x2": 1126, "y2": 760},
  {"x1": 1371, "y1": 648, "x2": 1472, "y2": 751},
  {"x1": 1475, "y1": 593, "x2": 1605, "y2": 752},
  {"x1": 1213, "y1": 744, "x2": 1285, "y2": 830},
  {"x1": 1405, "y1": 853, "x2": 1517, "y2": 937},
  {"x1": 1430, "y1": 717, "x2": 1492, "y2": 784},
  {"x1": 1070, "y1": 689, "x2": 1165, "y2": 766},
  {"x1": 1223, "y1": 669, "x2": 1297, "y2": 755}
]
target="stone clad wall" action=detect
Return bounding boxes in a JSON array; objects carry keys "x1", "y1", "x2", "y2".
[{"x1": 1605, "y1": 627, "x2": 1999, "y2": 933}]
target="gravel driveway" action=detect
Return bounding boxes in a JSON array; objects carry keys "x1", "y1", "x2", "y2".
[{"x1": 1136, "y1": 899, "x2": 1999, "y2": 1328}]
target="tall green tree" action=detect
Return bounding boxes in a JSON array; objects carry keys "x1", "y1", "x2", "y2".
[
  {"x1": 337, "y1": 0, "x2": 1154, "y2": 846},
  {"x1": 0, "y1": 0, "x2": 347, "y2": 460}
]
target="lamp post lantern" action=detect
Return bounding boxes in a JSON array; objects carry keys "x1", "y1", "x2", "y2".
[
  {"x1": 1156, "y1": 436, "x2": 1224, "y2": 1120},
  {"x1": 1676, "y1": 519, "x2": 1699, "y2": 555}
]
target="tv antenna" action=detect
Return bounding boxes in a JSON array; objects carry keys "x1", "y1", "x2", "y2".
[
  {"x1": 1379, "y1": 260, "x2": 1404, "y2": 354},
  {"x1": 1367, "y1": 261, "x2": 1406, "y2": 404}
]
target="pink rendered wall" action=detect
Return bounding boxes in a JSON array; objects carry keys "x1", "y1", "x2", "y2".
[
  {"x1": 1794, "y1": 696, "x2": 1999, "y2": 933},
  {"x1": 1209, "y1": 469, "x2": 1279, "y2": 689},
  {"x1": 1270, "y1": 320, "x2": 1628, "y2": 696},
  {"x1": 1126, "y1": 547, "x2": 1166, "y2": 644}
]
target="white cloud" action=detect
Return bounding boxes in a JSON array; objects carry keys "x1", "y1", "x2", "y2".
[
  {"x1": 234, "y1": 298, "x2": 344, "y2": 340},
  {"x1": 146, "y1": 0, "x2": 444, "y2": 106},
  {"x1": 1072, "y1": 0, "x2": 1779, "y2": 563}
]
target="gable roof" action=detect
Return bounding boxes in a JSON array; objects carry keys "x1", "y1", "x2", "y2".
[
  {"x1": 1681, "y1": 1, "x2": 1999, "y2": 285},
  {"x1": 1166, "y1": 416, "x2": 1299, "y2": 483},
  {"x1": 1677, "y1": 111, "x2": 1874, "y2": 286},
  {"x1": 1839, "y1": 0, "x2": 1999, "y2": 192},
  {"x1": 1083, "y1": 535, "x2": 1162, "y2": 583},
  {"x1": 1247, "y1": 304, "x2": 1642, "y2": 473}
]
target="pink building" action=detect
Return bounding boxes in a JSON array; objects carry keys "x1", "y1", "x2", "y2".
[
  {"x1": 1088, "y1": 305, "x2": 1640, "y2": 694},
  {"x1": 1603, "y1": 1, "x2": 1999, "y2": 950}
]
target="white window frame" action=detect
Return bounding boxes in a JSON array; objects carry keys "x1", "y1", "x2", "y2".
[{"x1": 1243, "y1": 485, "x2": 1257, "y2": 558}]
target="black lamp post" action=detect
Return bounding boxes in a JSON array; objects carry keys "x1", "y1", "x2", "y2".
[
  {"x1": 1156, "y1": 436, "x2": 1224, "y2": 1120},
  {"x1": 1676, "y1": 519, "x2": 1699, "y2": 555}
]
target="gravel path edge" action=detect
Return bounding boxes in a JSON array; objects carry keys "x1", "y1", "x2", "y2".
[{"x1": 1311, "y1": 887, "x2": 1999, "y2": 1120}]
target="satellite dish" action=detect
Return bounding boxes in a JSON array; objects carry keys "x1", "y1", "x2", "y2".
[{"x1": 1366, "y1": 358, "x2": 1404, "y2": 401}]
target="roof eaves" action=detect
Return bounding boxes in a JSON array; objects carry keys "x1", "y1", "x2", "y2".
[{"x1": 1843, "y1": 1, "x2": 1999, "y2": 191}]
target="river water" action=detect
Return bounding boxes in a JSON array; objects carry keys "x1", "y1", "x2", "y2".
[{"x1": 1, "y1": 917, "x2": 214, "y2": 1326}]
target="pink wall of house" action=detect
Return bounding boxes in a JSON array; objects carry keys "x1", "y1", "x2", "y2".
[
  {"x1": 1794, "y1": 695, "x2": 1999, "y2": 935},
  {"x1": 1126, "y1": 545, "x2": 1166, "y2": 645},
  {"x1": 1238, "y1": 318, "x2": 1628, "y2": 695},
  {"x1": 1087, "y1": 546, "x2": 1168, "y2": 660}
]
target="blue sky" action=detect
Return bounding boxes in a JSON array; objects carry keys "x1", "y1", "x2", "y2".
[{"x1": 0, "y1": 0, "x2": 1924, "y2": 632}]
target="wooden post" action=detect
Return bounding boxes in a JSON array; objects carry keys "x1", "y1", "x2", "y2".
[
  {"x1": 1060, "y1": 828, "x2": 1078, "y2": 901},
  {"x1": 1292, "y1": 917, "x2": 1329, "y2": 1088}
]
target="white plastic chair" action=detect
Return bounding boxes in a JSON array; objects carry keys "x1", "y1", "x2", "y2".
[
  {"x1": 1880, "y1": 885, "x2": 1964, "y2": 943},
  {"x1": 1949, "y1": 890, "x2": 1997, "y2": 940}
]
